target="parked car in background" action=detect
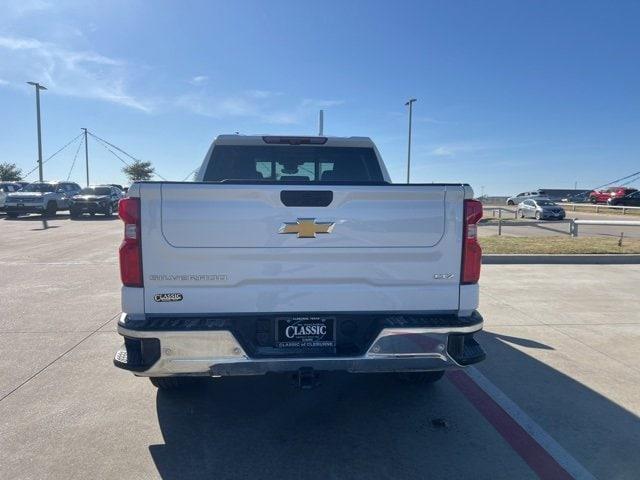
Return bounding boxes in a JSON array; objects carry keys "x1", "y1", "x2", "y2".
[
  {"x1": 4, "y1": 181, "x2": 82, "y2": 218},
  {"x1": 518, "y1": 199, "x2": 566, "y2": 220},
  {"x1": 108, "y1": 184, "x2": 125, "y2": 193},
  {"x1": 69, "y1": 185, "x2": 122, "y2": 217},
  {"x1": 608, "y1": 190, "x2": 640, "y2": 207},
  {"x1": 588, "y1": 187, "x2": 637, "y2": 204},
  {"x1": 506, "y1": 190, "x2": 550, "y2": 205},
  {"x1": 0, "y1": 182, "x2": 21, "y2": 210},
  {"x1": 561, "y1": 191, "x2": 590, "y2": 203},
  {"x1": 14, "y1": 181, "x2": 30, "y2": 190}
]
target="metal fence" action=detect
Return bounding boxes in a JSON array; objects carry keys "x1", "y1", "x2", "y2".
[
  {"x1": 569, "y1": 219, "x2": 640, "y2": 237},
  {"x1": 482, "y1": 207, "x2": 518, "y2": 235},
  {"x1": 561, "y1": 203, "x2": 640, "y2": 215}
]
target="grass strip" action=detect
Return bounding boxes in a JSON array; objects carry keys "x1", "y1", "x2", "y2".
[{"x1": 480, "y1": 235, "x2": 640, "y2": 254}]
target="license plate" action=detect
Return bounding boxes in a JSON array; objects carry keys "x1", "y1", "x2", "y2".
[{"x1": 276, "y1": 316, "x2": 335, "y2": 348}]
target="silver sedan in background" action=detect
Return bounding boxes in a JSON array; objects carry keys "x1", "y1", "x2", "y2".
[{"x1": 518, "y1": 199, "x2": 566, "y2": 220}]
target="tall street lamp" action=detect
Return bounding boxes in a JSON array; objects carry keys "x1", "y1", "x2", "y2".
[
  {"x1": 405, "y1": 98, "x2": 417, "y2": 183},
  {"x1": 27, "y1": 81, "x2": 47, "y2": 182}
]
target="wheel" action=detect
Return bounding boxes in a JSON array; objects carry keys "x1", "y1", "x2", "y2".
[
  {"x1": 44, "y1": 201, "x2": 57, "y2": 217},
  {"x1": 519, "y1": 210, "x2": 525, "y2": 218},
  {"x1": 395, "y1": 371, "x2": 445, "y2": 384},
  {"x1": 507, "y1": 200, "x2": 514, "y2": 206},
  {"x1": 590, "y1": 196, "x2": 598, "y2": 204},
  {"x1": 103, "y1": 204, "x2": 113, "y2": 216},
  {"x1": 149, "y1": 376, "x2": 191, "y2": 390},
  {"x1": 6, "y1": 213, "x2": 18, "y2": 219},
  {"x1": 69, "y1": 209, "x2": 80, "y2": 218},
  {"x1": 535, "y1": 211, "x2": 541, "y2": 220}
]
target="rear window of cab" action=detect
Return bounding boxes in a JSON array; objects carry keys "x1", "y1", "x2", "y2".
[{"x1": 203, "y1": 145, "x2": 384, "y2": 183}]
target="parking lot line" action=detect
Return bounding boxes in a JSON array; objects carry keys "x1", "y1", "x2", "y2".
[
  {"x1": 0, "y1": 313, "x2": 119, "y2": 403},
  {"x1": 449, "y1": 368, "x2": 595, "y2": 480}
]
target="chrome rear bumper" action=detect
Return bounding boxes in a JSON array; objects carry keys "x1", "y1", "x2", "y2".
[{"x1": 114, "y1": 312, "x2": 485, "y2": 377}]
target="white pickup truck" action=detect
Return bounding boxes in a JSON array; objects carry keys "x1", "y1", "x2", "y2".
[{"x1": 114, "y1": 135, "x2": 485, "y2": 390}]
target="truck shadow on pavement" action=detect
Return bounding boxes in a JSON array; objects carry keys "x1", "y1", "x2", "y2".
[{"x1": 149, "y1": 330, "x2": 640, "y2": 480}]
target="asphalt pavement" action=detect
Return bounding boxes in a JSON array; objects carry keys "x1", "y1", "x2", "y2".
[{"x1": 0, "y1": 215, "x2": 638, "y2": 479}]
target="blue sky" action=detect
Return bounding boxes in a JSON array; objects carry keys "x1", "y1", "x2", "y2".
[{"x1": 0, "y1": 0, "x2": 639, "y2": 194}]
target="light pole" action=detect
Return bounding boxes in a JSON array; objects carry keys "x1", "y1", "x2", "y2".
[
  {"x1": 405, "y1": 98, "x2": 417, "y2": 183},
  {"x1": 27, "y1": 82, "x2": 47, "y2": 182},
  {"x1": 82, "y1": 128, "x2": 90, "y2": 186}
]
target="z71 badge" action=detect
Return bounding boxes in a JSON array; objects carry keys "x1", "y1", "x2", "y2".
[{"x1": 154, "y1": 293, "x2": 183, "y2": 302}]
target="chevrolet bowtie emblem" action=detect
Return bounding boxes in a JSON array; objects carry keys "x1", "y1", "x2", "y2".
[{"x1": 279, "y1": 218, "x2": 335, "y2": 238}]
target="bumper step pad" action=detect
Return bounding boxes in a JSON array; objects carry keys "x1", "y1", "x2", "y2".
[
  {"x1": 113, "y1": 337, "x2": 161, "y2": 372},
  {"x1": 447, "y1": 333, "x2": 486, "y2": 366}
]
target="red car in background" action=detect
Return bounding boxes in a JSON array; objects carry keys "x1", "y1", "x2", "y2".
[{"x1": 588, "y1": 187, "x2": 637, "y2": 204}]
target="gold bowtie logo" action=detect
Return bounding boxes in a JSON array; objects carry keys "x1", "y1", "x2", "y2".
[{"x1": 279, "y1": 218, "x2": 335, "y2": 238}]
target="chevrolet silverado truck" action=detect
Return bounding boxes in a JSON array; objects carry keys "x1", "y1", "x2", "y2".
[{"x1": 113, "y1": 135, "x2": 485, "y2": 390}]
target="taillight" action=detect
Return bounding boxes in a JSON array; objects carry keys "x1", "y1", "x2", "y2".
[
  {"x1": 461, "y1": 199, "x2": 483, "y2": 284},
  {"x1": 118, "y1": 197, "x2": 143, "y2": 287}
]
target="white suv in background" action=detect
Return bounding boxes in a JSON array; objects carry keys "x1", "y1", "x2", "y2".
[
  {"x1": 506, "y1": 190, "x2": 550, "y2": 205},
  {"x1": 0, "y1": 182, "x2": 21, "y2": 210},
  {"x1": 4, "y1": 181, "x2": 82, "y2": 218}
]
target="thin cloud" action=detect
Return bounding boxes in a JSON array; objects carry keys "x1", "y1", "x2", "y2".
[
  {"x1": 431, "y1": 146, "x2": 455, "y2": 157},
  {"x1": 4, "y1": 0, "x2": 52, "y2": 17},
  {"x1": 301, "y1": 98, "x2": 345, "y2": 109},
  {"x1": 189, "y1": 75, "x2": 209, "y2": 86},
  {"x1": 427, "y1": 142, "x2": 500, "y2": 157},
  {"x1": 0, "y1": 35, "x2": 152, "y2": 112},
  {"x1": 246, "y1": 89, "x2": 282, "y2": 99},
  {"x1": 175, "y1": 92, "x2": 342, "y2": 125},
  {"x1": 416, "y1": 116, "x2": 455, "y2": 125},
  {"x1": 424, "y1": 140, "x2": 546, "y2": 159},
  {"x1": 389, "y1": 111, "x2": 453, "y2": 125}
]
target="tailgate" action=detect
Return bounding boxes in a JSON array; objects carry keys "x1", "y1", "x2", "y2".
[{"x1": 140, "y1": 183, "x2": 465, "y2": 314}]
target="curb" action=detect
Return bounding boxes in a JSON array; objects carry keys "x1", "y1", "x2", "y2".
[{"x1": 483, "y1": 254, "x2": 640, "y2": 265}]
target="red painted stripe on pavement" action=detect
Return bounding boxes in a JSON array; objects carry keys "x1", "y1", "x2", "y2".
[{"x1": 448, "y1": 370, "x2": 574, "y2": 480}]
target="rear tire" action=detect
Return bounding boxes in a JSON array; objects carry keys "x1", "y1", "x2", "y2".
[
  {"x1": 507, "y1": 200, "x2": 514, "y2": 205},
  {"x1": 70, "y1": 209, "x2": 80, "y2": 218},
  {"x1": 590, "y1": 196, "x2": 598, "y2": 204},
  {"x1": 103, "y1": 204, "x2": 113, "y2": 216},
  {"x1": 149, "y1": 376, "x2": 190, "y2": 390},
  {"x1": 395, "y1": 371, "x2": 445, "y2": 384},
  {"x1": 535, "y1": 211, "x2": 541, "y2": 220}
]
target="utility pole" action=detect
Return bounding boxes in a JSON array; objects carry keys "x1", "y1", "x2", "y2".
[
  {"x1": 405, "y1": 98, "x2": 417, "y2": 183},
  {"x1": 318, "y1": 110, "x2": 324, "y2": 136},
  {"x1": 27, "y1": 82, "x2": 47, "y2": 182},
  {"x1": 82, "y1": 128, "x2": 90, "y2": 186}
]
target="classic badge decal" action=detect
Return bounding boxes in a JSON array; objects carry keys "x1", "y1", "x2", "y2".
[
  {"x1": 154, "y1": 293, "x2": 183, "y2": 302},
  {"x1": 279, "y1": 218, "x2": 335, "y2": 238}
]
